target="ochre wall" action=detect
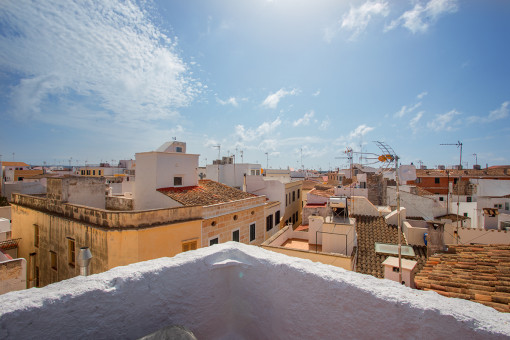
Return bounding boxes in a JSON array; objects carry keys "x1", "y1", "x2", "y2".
[
  {"x1": 11, "y1": 204, "x2": 109, "y2": 287},
  {"x1": 202, "y1": 197, "x2": 265, "y2": 246},
  {"x1": 11, "y1": 203, "x2": 201, "y2": 287},
  {"x1": 107, "y1": 220, "x2": 202, "y2": 268}
]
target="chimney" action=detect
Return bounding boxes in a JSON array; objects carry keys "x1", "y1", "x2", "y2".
[{"x1": 77, "y1": 247, "x2": 93, "y2": 276}]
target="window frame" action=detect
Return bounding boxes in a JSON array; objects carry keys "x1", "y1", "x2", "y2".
[
  {"x1": 67, "y1": 238, "x2": 76, "y2": 267},
  {"x1": 232, "y1": 229, "x2": 240, "y2": 242},
  {"x1": 50, "y1": 251, "x2": 58, "y2": 271},
  {"x1": 434, "y1": 177, "x2": 440, "y2": 184},
  {"x1": 174, "y1": 176, "x2": 183, "y2": 186},
  {"x1": 182, "y1": 239, "x2": 198, "y2": 252},
  {"x1": 209, "y1": 236, "x2": 219, "y2": 246},
  {"x1": 34, "y1": 224, "x2": 39, "y2": 248},
  {"x1": 266, "y1": 214, "x2": 273, "y2": 232},
  {"x1": 250, "y1": 223, "x2": 256, "y2": 242}
]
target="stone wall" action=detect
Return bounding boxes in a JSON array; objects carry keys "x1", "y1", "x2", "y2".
[
  {"x1": 12, "y1": 193, "x2": 202, "y2": 229},
  {"x1": 201, "y1": 196, "x2": 266, "y2": 247},
  {"x1": 105, "y1": 196, "x2": 133, "y2": 211},
  {"x1": 0, "y1": 258, "x2": 26, "y2": 294}
]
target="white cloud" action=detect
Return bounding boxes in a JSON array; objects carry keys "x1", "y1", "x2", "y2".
[
  {"x1": 467, "y1": 101, "x2": 509, "y2": 123},
  {"x1": 313, "y1": 90, "x2": 321, "y2": 97},
  {"x1": 341, "y1": 1, "x2": 389, "y2": 40},
  {"x1": 409, "y1": 111, "x2": 424, "y2": 131},
  {"x1": 426, "y1": 110, "x2": 461, "y2": 131},
  {"x1": 488, "y1": 101, "x2": 509, "y2": 121},
  {"x1": 394, "y1": 101, "x2": 422, "y2": 118},
  {"x1": 319, "y1": 117, "x2": 330, "y2": 131},
  {"x1": 349, "y1": 124, "x2": 375, "y2": 139},
  {"x1": 293, "y1": 110, "x2": 315, "y2": 127},
  {"x1": 217, "y1": 97, "x2": 239, "y2": 107},
  {"x1": 385, "y1": 0, "x2": 458, "y2": 33},
  {"x1": 235, "y1": 117, "x2": 282, "y2": 142},
  {"x1": 262, "y1": 88, "x2": 298, "y2": 109},
  {"x1": 417, "y1": 91, "x2": 428, "y2": 99},
  {"x1": 0, "y1": 0, "x2": 200, "y2": 123}
]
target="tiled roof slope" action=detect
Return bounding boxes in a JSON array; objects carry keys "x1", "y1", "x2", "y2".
[
  {"x1": 354, "y1": 215, "x2": 427, "y2": 278},
  {"x1": 308, "y1": 186, "x2": 335, "y2": 198},
  {"x1": 158, "y1": 179, "x2": 255, "y2": 206},
  {"x1": 414, "y1": 244, "x2": 510, "y2": 313}
]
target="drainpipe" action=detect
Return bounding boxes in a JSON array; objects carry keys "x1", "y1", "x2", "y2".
[{"x1": 77, "y1": 247, "x2": 93, "y2": 276}]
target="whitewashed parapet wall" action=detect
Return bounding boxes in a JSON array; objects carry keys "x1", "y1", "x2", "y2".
[{"x1": 1, "y1": 243, "x2": 510, "y2": 339}]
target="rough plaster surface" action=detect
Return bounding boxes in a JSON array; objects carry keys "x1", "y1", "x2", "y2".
[{"x1": 1, "y1": 243, "x2": 510, "y2": 339}]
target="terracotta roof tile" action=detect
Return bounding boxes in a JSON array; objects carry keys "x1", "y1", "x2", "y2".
[
  {"x1": 415, "y1": 244, "x2": 510, "y2": 313},
  {"x1": 353, "y1": 215, "x2": 427, "y2": 279},
  {"x1": 158, "y1": 179, "x2": 255, "y2": 206}
]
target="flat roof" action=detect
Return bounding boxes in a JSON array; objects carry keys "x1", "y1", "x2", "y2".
[{"x1": 375, "y1": 243, "x2": 416, "y2": 257}]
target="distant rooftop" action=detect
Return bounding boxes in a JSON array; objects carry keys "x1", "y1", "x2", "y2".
[
  {"x1": 158, "y1": 179, "x2": 255, "y2": 206},
  {"x1": 415, "y1": 244, "x2": 510, "y2": 313},
  {"x1": 1, "y1": 243, "x2": 509, "y2": 339}
]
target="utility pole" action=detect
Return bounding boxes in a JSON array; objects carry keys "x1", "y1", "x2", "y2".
[
  {"x1": 417, "y1": 160, "x2": 423, "y2": 169},
  {"x1": 265, "y1": 152, "x2": 269, "y2": 169},
  {"x1": 300, "y1": 147, "x2": 303, "y2": 170}
]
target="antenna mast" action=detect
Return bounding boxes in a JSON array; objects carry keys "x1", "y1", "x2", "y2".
[{"x1": 440, "y1": 141, "x2": 463, "y2": 169}]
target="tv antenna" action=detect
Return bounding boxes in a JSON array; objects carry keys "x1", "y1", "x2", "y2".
[
  {"x1": 440, "y1": 141, "x2": 463, "y2": 169},
  {"x1": 373, "y1": 141, "x2": 403, "y2": 285}
]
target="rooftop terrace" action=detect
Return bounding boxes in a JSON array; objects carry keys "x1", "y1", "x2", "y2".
[{"x1": 1, "y1": 243, "x2": 509, "y2": 339}]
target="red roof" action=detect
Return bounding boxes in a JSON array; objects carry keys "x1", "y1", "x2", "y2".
[{"x1": 158, "y1": 180, "x2": 255, "y2": 206}]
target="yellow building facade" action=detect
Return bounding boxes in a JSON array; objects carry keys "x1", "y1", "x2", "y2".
[{"x1": 11, "y1": 193, "x2": 202, "y2": 287}]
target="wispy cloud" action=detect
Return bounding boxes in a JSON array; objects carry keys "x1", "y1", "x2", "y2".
[
  {"x1": 349, "y1": 124, "x2": 375, "y2": 139},
  {"x1": 427, "y1": 109, "x2": 461, "y2": 131},
  {"x1": 262, "y1": 88, "x2": 298, "y2": 109},
  {"x1": 319, "y1": 117, "x2": 330, "y2": 131},
  {"x1": 417, "y1": 91, "x2": 428, "y2": 99},
  {"x1": 409, "y1": 111, "x2": 424, "y2": 132},
  {"x1": 467, "y1": 101, "x2": 509, "y2": 123},
  {"x1": 394, "y1": 102, "x2": 422, "y2": 118},
  {"x1": 235, "y1": 117, "x2": 282, "y2": 142},
  {"x1": 293, "y1": 110, "x2": 315, "y2": 127},
  {"x1": 385, "y1": 0, "x2": 458, "y2": 33},
  {"x1": 312, "y1": 89, "x2": 321, "y2": 97},
  {"x1": 217, "y1": 97, "x2": 239, "y2": 107},
  {"x1": 1, "y1": 0, "x2": 200, "y2": 124},
  {"x1": 341, "y1": 1, "x2": 389, "y2": 40}
]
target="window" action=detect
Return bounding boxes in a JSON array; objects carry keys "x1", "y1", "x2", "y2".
[
  {"x1": 285, "y1": 195, "x2": 288, "y2": 207},
  {"x1": 293, "y1": 191, "x2": 296, "y2": 202},
  {"x1": 182, "y1": 240, "x2": 198, "y2": 252},
  {"x1": 93, "y1": 170, "x2": 96, "y2": 175},
  {"x1": 467, "y1": 197, "x2": 472, "y2": 202},
  {"x1": 275, "y1": 210, "x2": 280, "y2": 227},
  {"x1": 209, "y1": 237, "x2": 219, "y2": 246},
  {"x1": 392, "y1": 267, "x2": 400, "y2": 273},
  {"x1": 506, "y1": 202, "x2": 509, "y2": 211},
  {"x1": 174, "y1": 176, "x2": 183, "y2": 186},
  {"x1": 34, "y1": 224, "x2": 39, "y2": 248},
  {"x1": 297, "y1": 189, "x2": 300, "y2": 199},
  {"x1": 266, "y1": 214, "x2": 273, "y2": 231},
  {"x1": 439, "y1": 197, "x2": 444, "y2": 201},
  {"x1": 434, "y1": 177, "x2": 440, "y2": 184},
  {"x1": 98, "y1": 170, "x2": 102, "y2": 176},
  {"x1": 87, "y1": 170, "x2": 91, "y2": 175},
  {"x1": 416, "y1": 178, "x2": 421, "y2": 184},
  {"x1": 50, "y1": 251, "x2": 57, "y2": 271},
  {"x1": 292, "y1": 214, "x2": 295, "y2": 224},
  {"x1": 176, "y1": 146, "x2": 183, "y2": 153},
  {"x1": 67, "y1": 238, "x2": 75, "y2": 267},
  {"x1": 232, "y1": 230, "x2": 240, "y2": 242},
  {"x1": 295, "y1": 212, "x2": 298, "y2": 223},
  {"x1": 464, "y1": 213, "x2": 468, "y2": 217},
  {"x1": 81, "y1": 170, "x2": 85, "y2": 175},
  {"x1": 250, "y1": 223, "x2": 256, "y2": 242}
]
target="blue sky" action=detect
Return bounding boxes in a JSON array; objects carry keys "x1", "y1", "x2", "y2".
[{"x1": 1, "y1": 0, "x2": 509, "y2": 170}]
